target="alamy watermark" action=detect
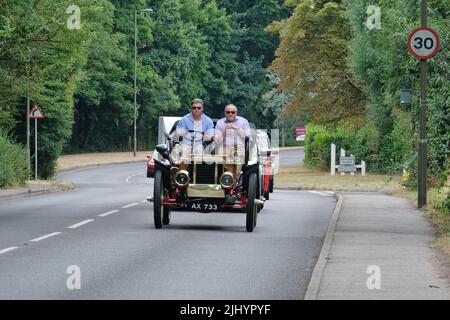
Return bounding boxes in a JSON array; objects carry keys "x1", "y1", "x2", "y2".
[
  {"x1": 67, "y1": 4, "x2": 81, "y2": 30},
  {"x1": 366, "y1": 5, "x2": 381, "y2": 30},
  {"x1": 366, "y1": 265, "x2": 381, "y2": 290},
  {"x1": 66, "y1": 265, "x2": 81, "y2": 290}
]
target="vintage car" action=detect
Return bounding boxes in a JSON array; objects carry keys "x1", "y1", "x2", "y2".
[{"x1": 149, "y1": 117, "x2": 264, "y2": 232}]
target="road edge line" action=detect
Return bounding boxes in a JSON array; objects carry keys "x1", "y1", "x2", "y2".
[{"x1": 304, "y1": 192, "x2": 344, "y2": 300}]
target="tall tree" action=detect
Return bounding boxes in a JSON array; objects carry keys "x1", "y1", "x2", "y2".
[{"x1": 267, "y1": 0, "x2": 366, "y2": 125}]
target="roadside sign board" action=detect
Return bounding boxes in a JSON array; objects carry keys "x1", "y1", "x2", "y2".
[
  {"x1": 30, "y1": 104, "x2": 45, "y2": 119},
  {"x1": 295, "y1": 125, "x2": 307, "y2": 141},
  {"x1": 338, "y1": 156, "x2": 356, "y2": 173},
  {"x1": 408, "y1": 27, "x2": 440, "y2": 59}
]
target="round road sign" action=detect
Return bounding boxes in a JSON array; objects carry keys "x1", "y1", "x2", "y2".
[{"x1": 408, "y1": 27, "x2": 440, "y2": 59}]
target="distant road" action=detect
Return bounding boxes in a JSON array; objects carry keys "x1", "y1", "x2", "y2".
[{"x1": 279, "y1": 147, "x2": 304, "y2": 166}]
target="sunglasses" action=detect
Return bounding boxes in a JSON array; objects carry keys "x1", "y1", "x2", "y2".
[
  {"x1": 192, "y1": 106, "x2": 202, "y2": 110},
  {"x1": 226, "y1": 111, "x2": 236, "y2": 114}
]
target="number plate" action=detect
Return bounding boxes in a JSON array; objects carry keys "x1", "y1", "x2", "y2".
[{"x1": 189, "y1": 201, "x2": 220, "y2": 212}]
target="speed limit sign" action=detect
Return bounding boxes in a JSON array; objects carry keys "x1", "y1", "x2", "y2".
[{"x1": 408, "y1": 27, "x2": 440, "y2": 59}]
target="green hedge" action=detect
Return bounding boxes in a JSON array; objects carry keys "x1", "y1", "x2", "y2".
[
  {"x1": 0, "y1": 132, "x2": 29, "y2": 188},
  {"x1": 304, "y1": 123, "x2": 380, "y2": 171}
]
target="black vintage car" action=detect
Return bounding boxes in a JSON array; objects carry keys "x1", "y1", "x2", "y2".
[{"x1": 150, "y1": 122, "x2": 264, "y2": 232}]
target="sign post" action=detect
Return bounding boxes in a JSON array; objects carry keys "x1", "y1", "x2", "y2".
[
  {"x1": 407, "y1": 0, "x2": 440, "y2": 208},
  {"x1": 30, "y1": 104, "x2": 45, "y2": 180},
  {"x1": 27, "y1": 96, "x2": 30, "y2": 179}
]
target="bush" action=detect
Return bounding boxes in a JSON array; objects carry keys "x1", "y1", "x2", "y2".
[
  {"x1": 0, "y1": 132, "x2": 29, "y2": 188},
  {"x1": 304, "y1": 124, "x2": 333, "y2": 169},
  {"x1": 305, "y1": 123, "x2": 379, "y2": 171}
]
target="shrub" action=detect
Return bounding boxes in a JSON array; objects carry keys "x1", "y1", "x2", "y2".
[{"x1": 0, "y1": 132, "x2": 29, "y2": 188}]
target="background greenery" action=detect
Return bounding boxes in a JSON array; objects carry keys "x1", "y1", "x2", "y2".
[{"x1": 0, "y1": 0, "x2": 448, "y2": 201}]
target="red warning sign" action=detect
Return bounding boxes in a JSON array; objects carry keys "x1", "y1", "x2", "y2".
[{"x1": 30, "y1": 104, "x2": 45, "y2": 119}]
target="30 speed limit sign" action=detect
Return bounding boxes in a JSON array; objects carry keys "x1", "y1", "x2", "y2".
[{"x1": 408, "y1": 27, "x2": 440, "y2": 59}]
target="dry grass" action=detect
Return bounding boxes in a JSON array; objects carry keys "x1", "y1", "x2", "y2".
[
  {"x1": 25, "y1": 179, "x2": 75, "y2": 192},
  {"x1": 275, "y1": 164, "x2": 450, "y2": 256},
  {"x1": 275, "y1": 164, "x2": 403, "y2": 193},
  {"x1": 57, "y1": 151, "x2": 149, "y2": 172}
]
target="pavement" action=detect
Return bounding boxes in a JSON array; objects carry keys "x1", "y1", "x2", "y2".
[{"x1": 305, "y1": 192, "x2": 450, "y2": 300}]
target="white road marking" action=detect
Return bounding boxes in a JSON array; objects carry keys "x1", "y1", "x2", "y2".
[
  {"x1": 30, "y1": 232, "x2": 62, "y2": 242},
  {"x1": 98, "y1": 210, "x2": 119, "y2": 217},
  {"x1": 0, "y1": 247, "x2": 19, "y2": 255},
  {"x1": 122, "y1": 203, "x2": 139, "y2": 209},
  {"x1": 67, "y1": 219, "x2": 95, "y2": 229},
  {"x1": 126, "y1": 172, "x2": 145, "y2": 184},
  {"x1": 126, "y1": 175, "x2": 134, "y2": 184},
  {"x1": 308, "y1": 190, "x2": 333, "y2": 197},
  {"x1": 141, "y1": 199, "x2": 148, "y2": 203}
]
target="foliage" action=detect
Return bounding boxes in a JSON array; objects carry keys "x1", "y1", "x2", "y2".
[
  {"x1": 267, "y1": 0, "x2": 366, "y2": 125},
  {"x1": 0, "y1": 131, "x2": 28, "y2": 188}
]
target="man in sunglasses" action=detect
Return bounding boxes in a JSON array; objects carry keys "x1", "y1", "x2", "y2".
[
  {"x1": 215, "y1": 104, "x2": 251, "y2": 174},
  {"x1": 174, "y1": 98, "x2": 214, "y2": 166}
]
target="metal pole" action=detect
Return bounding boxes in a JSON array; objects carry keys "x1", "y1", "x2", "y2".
[
  {"x1": 35, "y1": 118, "x2": 37, "y2": 180},
  {"x1": 133, "y1": 9, "x2": 137, "y2": 157},
  {"x1": 418, "y1": 0, "x2": 427, "y2": 208},
  {"x1": 27, "y1": 96, "x2": 30, "y2": 179}
]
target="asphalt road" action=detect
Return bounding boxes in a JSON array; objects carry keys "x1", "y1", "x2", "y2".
[
  {"x1": 278, "y1": 147, "x2": 304, "y2": 166},
  {"x1": 0, "y1": 149, "x2": 334, "y2": 299}
]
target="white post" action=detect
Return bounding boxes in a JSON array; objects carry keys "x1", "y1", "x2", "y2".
[
  {"x1": 331, "y1": 143, "x2": 336, "y2": 175},
  {"x1": 361, "y1": 160, "x2": 366, "y2": 176},
  {"x1": 350, "y1": 154, "x2": 355, "y2": 176},
  {"x1": 340, "y1": 149, "x2": 345, "y2": 176}
]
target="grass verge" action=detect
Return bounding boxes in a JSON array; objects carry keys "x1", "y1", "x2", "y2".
[{"x1": 57, "y1": 151, "x2": 148, "y2": 172}]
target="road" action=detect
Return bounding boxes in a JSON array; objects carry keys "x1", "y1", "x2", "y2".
[
  {"x1": 278, "y1": 147, "x2": 304, "y2": 166},
  {"x1": 0, "y1": 148, "x2": 335, "y2": 299}
]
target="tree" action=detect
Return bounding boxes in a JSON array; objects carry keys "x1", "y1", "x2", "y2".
[{"x1": 267, "y1": 0, "x2": 366, "y2": 125}]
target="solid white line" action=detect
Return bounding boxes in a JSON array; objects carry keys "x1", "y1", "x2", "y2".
[
  {"x1": 140, "y1": 199, "x2": 148, "y2": 203},
  {"x1": 98, "y1": 210, "x2": 119, "y2": 217},
  {"x1": 67, "y1": 219, "x2": 95, "y2": 229},
  {"x1": 0, "y1": 247, "x2": 19, "y2": 255},
  {"x1": 122, "y1": 203, "x2": 139, "y2": 209},
  {"x1": 30, "y1": 232, "x2": 62, "y2": 242}
]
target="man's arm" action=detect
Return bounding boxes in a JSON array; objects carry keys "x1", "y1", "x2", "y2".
[
  {"x1": 174, "y1": 117, "x2": 188, "y2": 140},
  {"x1": 203, "y1": 118, "x2": 215, "y2": 141}
]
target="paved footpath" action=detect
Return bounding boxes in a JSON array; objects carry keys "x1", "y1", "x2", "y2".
[{"x1": 308, "y1": 192, "x2": 450, "y2": 300}]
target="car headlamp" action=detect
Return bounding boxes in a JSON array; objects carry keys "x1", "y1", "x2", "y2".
[
  {"x1": 175, "y1": 170, "x2": 189, "y2": 187},
  {"x1": 220, "y1": 172, "x2": 234, "y2": 189}
]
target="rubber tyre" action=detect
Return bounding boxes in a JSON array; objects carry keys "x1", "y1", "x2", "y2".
[
  {"x1": 269, "y1": 175, "x2": 274, "y2": 193},
  {"x1": 153, "y1": 170, "x2": 164, "y2": 229},
  {"x1": 246, "y1": 173, "x2": 257, "y2": 232}
]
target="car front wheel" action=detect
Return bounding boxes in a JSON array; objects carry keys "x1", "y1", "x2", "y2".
[
  {"x1": 246, "y1": 173, "x2": 257, "y2": 232},
  {"x1": 153, "y1": 170, "x2": 166, "y2": 228}
]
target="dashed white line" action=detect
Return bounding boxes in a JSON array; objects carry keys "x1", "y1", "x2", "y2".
[
  {"x1": 30, "y1": 232, "x2": 62, "y2": 242},
  {"x1": 122, "y1": 203, "x2": 139, "y2": 209},
  {"x1": 98, "y1": 210, "x2": 119, "y2": 217},
  {"x1": 0, "y1": 247, "x2": 19, "y2": 255},
  {"x1": 308, "y1": 190, "x2": 333, "y2": 197},
  {"x1": 68, "y1": 219, "x2": 95, "y2": 229}
]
